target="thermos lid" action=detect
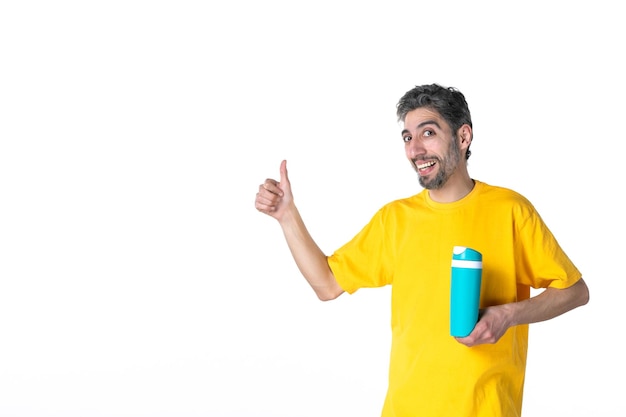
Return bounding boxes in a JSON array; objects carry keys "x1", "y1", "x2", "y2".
[{"x1": 452, "y1": 246, "x2": 482, "y2": 261}]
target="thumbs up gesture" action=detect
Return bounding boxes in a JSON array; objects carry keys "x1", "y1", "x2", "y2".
[{"x1": 255, "y1": 160, "x2": 294, "y2": 221}]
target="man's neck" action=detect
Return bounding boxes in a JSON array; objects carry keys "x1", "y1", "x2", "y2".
[{"x1": 428, "y1": 174, "x2": 475, "y2": 203}]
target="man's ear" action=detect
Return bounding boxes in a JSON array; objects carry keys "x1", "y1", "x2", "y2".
[{"x1": 458, "y1": 124, "x2": 473, "y2": 150}]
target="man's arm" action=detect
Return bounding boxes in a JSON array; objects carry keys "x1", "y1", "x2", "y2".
[
  {"x1": 255, "y1": 160, "x2": 344, "y2": 301},
  {"x1": 457, "y1": 278, "x2": 589, "y2": 347}
]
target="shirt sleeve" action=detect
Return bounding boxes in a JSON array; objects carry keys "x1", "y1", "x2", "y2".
[
  {"x1": 327, "y1": 207, "x2": 393, "y2": 294},
  {"x1": 514, "y1": 205, "x2": 582, "y2": 290}
]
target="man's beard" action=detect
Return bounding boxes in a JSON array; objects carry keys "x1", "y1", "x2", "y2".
[{"x1": 417, "y1": 136, "x2": 461, "y2": 190}]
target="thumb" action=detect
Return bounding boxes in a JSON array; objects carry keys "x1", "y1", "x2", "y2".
[{"x1": 279, "y1": 159, "x2": 290, "y2": 186}]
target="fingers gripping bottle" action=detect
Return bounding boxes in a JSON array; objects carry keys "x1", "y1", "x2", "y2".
[{"x1": 450, "y1": 246, "x2": 483, "y2": 337}]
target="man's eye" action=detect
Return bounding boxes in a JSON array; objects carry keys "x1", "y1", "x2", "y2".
[
  {"x1": 402, "y1": 135, "x2": 411, "y2": 143},
  {"x1": 423, "y1": 130, "x2": 434, "y2": 137}
]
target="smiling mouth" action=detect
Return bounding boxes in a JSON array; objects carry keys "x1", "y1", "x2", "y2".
[{"x1": 416, "y1": 161, "x2": 436, "y2": 171}]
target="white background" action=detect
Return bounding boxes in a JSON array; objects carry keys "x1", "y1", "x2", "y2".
[{"x1": 1, "y1": 1, "x2": 623, "y2": 416}]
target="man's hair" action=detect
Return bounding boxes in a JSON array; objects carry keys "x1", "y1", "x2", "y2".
[{"x1": 396, "y1": 83, "x2": 473, "y2": 160}]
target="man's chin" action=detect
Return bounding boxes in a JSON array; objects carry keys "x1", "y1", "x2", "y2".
[{"x1": 419, "y1": 175, "x2": 445, "y2": 190}]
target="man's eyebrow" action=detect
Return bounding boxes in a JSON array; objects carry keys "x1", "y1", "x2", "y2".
[
  {"x1": 418, "y1": 120, "x2": 441, "y2": 129},
  {"x1": 401, "y1": 120, "x2": 442, "y2": 135}
]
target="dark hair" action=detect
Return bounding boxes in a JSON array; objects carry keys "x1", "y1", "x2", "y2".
[{"x1": 396, "y1": 83, "x2": 473, "y2": 159}]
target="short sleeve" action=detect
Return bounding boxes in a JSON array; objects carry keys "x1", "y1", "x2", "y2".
[
  {"x1": 514, "y1": 206, "x2": 582, "y2": 289},
  {"x1": 327, "y1": 207, "x2": 393, "y2": 293}
]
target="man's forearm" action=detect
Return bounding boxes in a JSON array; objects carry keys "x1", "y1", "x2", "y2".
[
  {"x1": 457, "y1": 278, "x2": 590, "y2": 346},
  {"x1": 506, "y1": 278, "x2": 590, "y2": 327},
  {"x1": 279, "y1": 206, "x2": 344, "y2": 301}
]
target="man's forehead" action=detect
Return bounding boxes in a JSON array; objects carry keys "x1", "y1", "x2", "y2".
[{"x1": 403, "y1": 108, "x2": 444, "y2": 129}]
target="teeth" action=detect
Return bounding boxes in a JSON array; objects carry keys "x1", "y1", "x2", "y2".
[{"x1": 417, "y1": 161, "x2": 435, "y2": 170}]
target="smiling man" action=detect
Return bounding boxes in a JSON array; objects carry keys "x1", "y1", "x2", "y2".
[{"x1": 254, "y1": 83, "x2": 589, "y2": 417}]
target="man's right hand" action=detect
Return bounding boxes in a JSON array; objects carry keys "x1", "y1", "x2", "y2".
[{"x1": 255, "y1": 160, "x2": 293, "y2": 221}]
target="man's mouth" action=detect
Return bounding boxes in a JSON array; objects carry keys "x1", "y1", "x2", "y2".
[{"x1": 416, "y1": 160, "x2": 436, "y2": 171}]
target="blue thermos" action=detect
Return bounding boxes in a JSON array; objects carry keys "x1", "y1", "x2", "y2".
[{"x1": 450, "y1": 246, "x2": 483, "y2": 337}]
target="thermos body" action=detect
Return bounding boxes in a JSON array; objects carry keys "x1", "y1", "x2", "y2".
[{"x1": 450, "y1": 246, "x2": 483, "y2": 337}]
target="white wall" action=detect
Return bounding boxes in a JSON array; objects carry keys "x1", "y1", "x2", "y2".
[{"x1": 1, "y1": 1, "x2": 623, "y2": 416}]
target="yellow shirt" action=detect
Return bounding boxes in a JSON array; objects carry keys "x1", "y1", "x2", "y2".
[{"x1": 327, "y1": 180, "x2": 582, "y2": 417}]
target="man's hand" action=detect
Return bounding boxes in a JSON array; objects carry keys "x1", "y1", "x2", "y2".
[
  {"x1": 255, "y1": 160, "x2": 293, "y2": 221},
  {"x1": 454, "y1": 305, "x2": 512, "y2": 347}
]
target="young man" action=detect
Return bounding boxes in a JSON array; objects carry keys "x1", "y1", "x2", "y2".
[{"x1": 254, "y1": 83, "x2": 589, "y2": 417}]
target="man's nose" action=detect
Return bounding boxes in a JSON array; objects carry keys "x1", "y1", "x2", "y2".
[{"x1": 406, "y1": 137, "x2": 426, "y2": 159}]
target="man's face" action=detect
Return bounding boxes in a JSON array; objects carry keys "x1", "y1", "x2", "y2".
[{"x1": 401, "y1": 108, "x2": 462, "y2": 190}]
